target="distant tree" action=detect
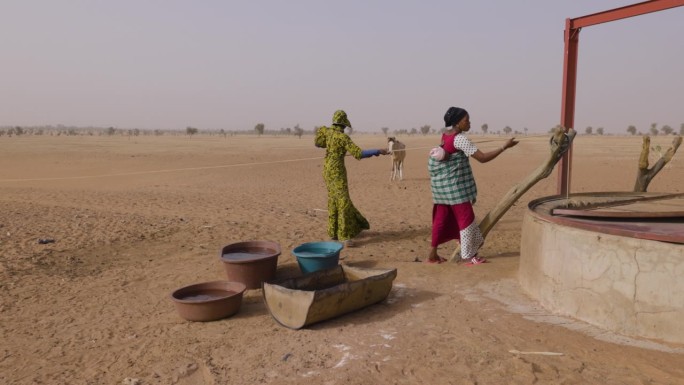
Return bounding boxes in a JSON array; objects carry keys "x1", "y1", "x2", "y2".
[
  {"x1": 293, "y1": 124, "x2": 304, "y2": 138},
  {"x1": 410, "y1": 127, "x2": 418, "y2": 135},
  {"x1": 627, "y1": 125, "x2": 637, "y2": 135},
  {"x1": 481, "y1": 124, "x2": 489, "y2": 135},
  {"x1": 219, "y1": 129, "x2": 227, "y2": 138},
  {"x1": 524, "y1": 127, "x2": 528, "y2": 135},
  {"x1": 254, "y1": 123, "x2": 265, "y2": 136},
  {"x1": 661, "y1": 125, "x2": 673, "y2": 135},
  {"x1": 420, "y1": 125, "x2": 430, "y2": 135},
  {"x1": 133, "y1": 128, "x2": 140, "y2": 136},
  {"x1": 186, "y1": 126, "x2": 198, "y2": 137},
  {"x1": 596, "y1": 127, "x2": 604, "y2": 135},
  {"x1": 154, "y1": 129, "x2": 163, "y2": 136},
  {"x1": 13, "y1": 126, "x2": 24, "y2": 136},
  {"x1": 649, "y1": 123, "x2": 659, "y2": 136},
  {"x1": 381, "y1": 127, "x2": 389, "y2": 136},
  {"x1": 585, "y1": 126, "x2": 593, "y2": 135},
  {"x1": 106, "y1": 127, "x2": 116, "y2": 136},
  {"x1": 503, "y1": 126, "x2": 512, "y2": 135},
  {"x1": 680, "y1": 123, "x2": 684, "y2": 135}
]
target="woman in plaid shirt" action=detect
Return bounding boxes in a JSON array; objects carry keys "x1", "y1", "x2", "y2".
[{"x1": 426, "y1": 107, "x2": 518, "y2": 265}]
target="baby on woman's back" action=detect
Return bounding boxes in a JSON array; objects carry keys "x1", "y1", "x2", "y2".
[{"x1": 429, "y1": 131, "x2": 459, "y2": 161}]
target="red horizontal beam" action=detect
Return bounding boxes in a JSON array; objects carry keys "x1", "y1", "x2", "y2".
[{"x1": 570, "y1": 0, "x2": 684, "y2": 29}]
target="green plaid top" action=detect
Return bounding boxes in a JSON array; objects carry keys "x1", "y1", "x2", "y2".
[{"x1": 428, "y1": 150, "x2": 477, "y2": 204}]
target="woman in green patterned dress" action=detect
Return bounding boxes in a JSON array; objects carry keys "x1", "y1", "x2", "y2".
[{"x1": 315, "y1": 110, "x2": 388, "y2": 247}]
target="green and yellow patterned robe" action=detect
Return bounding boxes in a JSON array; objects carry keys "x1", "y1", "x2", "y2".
[{"x1": 315, "y1": 126, "x2": 370, "y2": 241}]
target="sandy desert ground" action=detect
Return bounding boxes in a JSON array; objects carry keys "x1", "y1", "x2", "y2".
[{"x1": 1, "y1": 133, "x2": 683, "y2": 385}]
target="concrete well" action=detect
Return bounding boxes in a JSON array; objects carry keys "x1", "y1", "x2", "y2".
[{"x1": 519, "y1": 193, "x2": 684, "y2": 344}]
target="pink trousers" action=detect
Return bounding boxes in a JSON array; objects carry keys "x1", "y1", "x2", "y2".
[{"x1": 431, "y1": 202, "x2": 483, "y2": 259}]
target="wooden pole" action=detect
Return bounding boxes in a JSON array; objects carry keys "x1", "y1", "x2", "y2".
[{"x1": 450, "y1": 128, "x2": 577, "y2": 261}]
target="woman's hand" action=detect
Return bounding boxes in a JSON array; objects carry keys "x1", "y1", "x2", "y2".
[{"x1": 503, "y1": 137, "x2": 519, "y2": 150}]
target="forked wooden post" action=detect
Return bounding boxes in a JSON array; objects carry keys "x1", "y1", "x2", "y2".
[
  {"x1": 634, "y1": 135, "x2": 682, "y2": 192},
  {"x1": 450, "y1": 128, "x2": 577, "y2": 261}
]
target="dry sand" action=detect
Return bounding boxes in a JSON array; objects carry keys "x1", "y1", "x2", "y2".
[{"x1": 1, "y1": 133, "x2": 682, "y2": 385}]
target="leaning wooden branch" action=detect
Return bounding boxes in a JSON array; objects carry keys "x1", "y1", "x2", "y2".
[
  {"x1": 450, "y1": 128, "x2": 577, "y2": 261},
  {"x1": 633, "y1": 135, "x2": 682, "y2": 192}
]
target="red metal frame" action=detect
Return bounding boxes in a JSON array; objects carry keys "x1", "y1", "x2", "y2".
[{"x1": 557, "y1": 0, "x2": 684, "y2": 195}]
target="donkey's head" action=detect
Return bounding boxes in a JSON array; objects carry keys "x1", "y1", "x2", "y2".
[{"x1": 387, "y1": 137, "x2": 396, "y2": 152}]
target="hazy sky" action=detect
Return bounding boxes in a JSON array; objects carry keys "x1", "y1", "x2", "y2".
[{"x1": 1, "y1": 1, "x2": 682, "y2": 134}]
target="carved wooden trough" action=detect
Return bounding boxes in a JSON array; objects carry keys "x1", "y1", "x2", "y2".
[{"x1": 263, "y1": 265, "x2": 397, "y2": 329}]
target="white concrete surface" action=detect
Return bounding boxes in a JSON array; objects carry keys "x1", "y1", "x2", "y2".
[{"x1": 519, "y1": 211, "x2": 684, "y2": 344}]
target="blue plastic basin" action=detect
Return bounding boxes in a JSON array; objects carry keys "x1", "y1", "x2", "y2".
[{"x1": 292, "y1": 241, "x2": 343, "y2": 274}]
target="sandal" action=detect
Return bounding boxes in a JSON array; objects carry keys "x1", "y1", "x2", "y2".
[
  {"x1": 423, "y1": 257, "x2": 447, "y2": 264},
  {"x1": 464, "y1": 256, "x2": 487, "y2": 266}
]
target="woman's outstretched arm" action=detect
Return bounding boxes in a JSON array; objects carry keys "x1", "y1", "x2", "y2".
[{"x1": 471, "y1": 137, "x2": 518, "y2": 163}]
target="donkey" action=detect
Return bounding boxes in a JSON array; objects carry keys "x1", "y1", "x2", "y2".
[{"x1": 387, "y1": 137, "x2": 406, "y2": 181}]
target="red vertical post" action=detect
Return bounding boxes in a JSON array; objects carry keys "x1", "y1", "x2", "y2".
[
  {"x1": 558, "y1": 19, "x2": 580, "y2": 195},
  {"x1": 556, "y1": 1, "x2": 684, "y2": 195}
]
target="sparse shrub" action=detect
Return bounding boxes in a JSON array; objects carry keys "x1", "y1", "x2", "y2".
[
  {"x1": 293, "y1": 125, "x2": 304, "y2": 138},
  {"x1": 627, "y1": 125, "x2": 637, "y2": 135}
]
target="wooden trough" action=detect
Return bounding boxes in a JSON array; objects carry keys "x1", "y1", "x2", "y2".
[{"x1": 262, "y1": 265, "x2": 397, "y2": 329}]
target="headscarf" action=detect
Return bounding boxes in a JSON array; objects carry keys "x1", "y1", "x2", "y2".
[
  {"x1": 332, "y1": 110, "x2": 352, "y2": 128},
  {"x1": 444, "y1": 107, "x2": 468, "y2": 128}
]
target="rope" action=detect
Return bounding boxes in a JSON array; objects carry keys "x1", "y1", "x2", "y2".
[
  {"x1": 0, "y1": 136, "x2": 543, "y2": 183},
  {"x1": 0, "y1": 156, "x2": 323, "y2": 182}
]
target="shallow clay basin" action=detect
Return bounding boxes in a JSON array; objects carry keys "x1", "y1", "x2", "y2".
[{"x1": 170, "y1": 280, "x2": 246, "y2": 322}]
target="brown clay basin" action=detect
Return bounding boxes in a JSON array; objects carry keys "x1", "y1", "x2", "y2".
[
  {"x1": 219, "y1": 240, "x2": 281, "y2": 289},
  {"x1": 171, "y1": 280, "x2": 246, "y2": 322}
]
